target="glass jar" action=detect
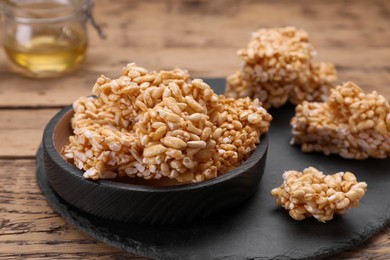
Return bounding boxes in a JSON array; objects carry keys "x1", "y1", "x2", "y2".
[{"x1": 0, "y1": 0, "x2": 103, "y2": 78}]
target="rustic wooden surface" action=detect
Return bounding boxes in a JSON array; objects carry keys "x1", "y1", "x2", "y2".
[{"x1": 0, "y1": 0, "x2": 389, "y2": 259}]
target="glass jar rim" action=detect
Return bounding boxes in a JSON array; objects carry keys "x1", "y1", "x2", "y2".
[{"x1": 1, "y1": 0, "x2": 90, "y2": 23}]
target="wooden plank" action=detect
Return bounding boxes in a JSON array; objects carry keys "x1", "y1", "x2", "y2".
[
  {"x1": 0, "y1": 0, "x2": 389, "y2": 106},
  {"x1": 0, "y1": 159, "x2": 141, "y2": 259},
  {"x1": 0, "y1": 109, "x2": 60, "y2": 158},
  {"x1": 0, "y1": 159, "x2": 389, "y2": 259},
  {"x1": 0, "y1": 48, "x2": 389, "y2": 106}
]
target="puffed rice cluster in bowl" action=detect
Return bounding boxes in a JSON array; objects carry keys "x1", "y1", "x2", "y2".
[
  {"x1": 225, "y1": 27, "x2": 337, "y2": 109},
  {"x1": 271, "y1": 167, "x2": 367, "y2": 222},
  {"x1": 62, "y1": 63, "x2": 272, "y2": 183},
  {"x1": 291, "y1": 81, "x2": 390, "y2": 159}
]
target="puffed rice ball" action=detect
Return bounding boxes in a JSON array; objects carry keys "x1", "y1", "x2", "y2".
[
  {"x1": 62, "y1": 63, "x2": 272, "y2": 183},
  {"x1": 291, "y1": 81, "x2": 390, "y2": 159},
  {"x1": 271, "y1": 167, "x2": 367, "y2": 222},
  {"x1": 225, "y1": 27, "x2": 337, "y2": 109}
]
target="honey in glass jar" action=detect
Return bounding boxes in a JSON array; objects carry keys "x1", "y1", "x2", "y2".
[{"x1": 1, "y1": 0, "x2": 102, "y2": 78}]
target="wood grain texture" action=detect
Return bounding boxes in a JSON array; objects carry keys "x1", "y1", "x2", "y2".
[
  {"x1": 0, "y1": 0, "x2": 389, "y2": 106},
  {"x1": 0, "y1": 109, "x2": 59, "y2": 158},
  {"x1": 0, "y1": 0, "x2": 389, "y2": 259},
  {"x1": 0, "y1": 160, "x2": 139, "y2": 259}
]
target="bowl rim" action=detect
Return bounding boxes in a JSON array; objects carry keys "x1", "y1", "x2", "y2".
[{"x1": 43, "y1": 105, "x2": 268, "y2": 193}]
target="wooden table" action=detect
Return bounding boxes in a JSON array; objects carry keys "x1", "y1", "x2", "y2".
[{"x1": 1, "y1": 0, "x2": 389, "y2": 258}]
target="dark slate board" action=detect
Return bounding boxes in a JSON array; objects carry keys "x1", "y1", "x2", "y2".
[{"x1": 36, "y1": 78, "x2": 390, "y2": 260}]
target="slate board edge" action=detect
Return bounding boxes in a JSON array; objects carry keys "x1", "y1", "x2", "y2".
[
  {"x1": 35, "y1": 77, "x2": 390, "y2": 260},
  {"x1": 36, "y1": 147, "x2": 390, "y2": 260}
]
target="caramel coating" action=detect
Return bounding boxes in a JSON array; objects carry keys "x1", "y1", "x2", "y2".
[
  {"x1": 291, "y1": 81, "x2": 390, "y2": 159},
  {"x1": 62, "y1": 63, "x2": 272, "y2": 183},
  {"x1": 271, "y1": 167, "x2": 367, "y2": 222},
  {"x1": 225, "y1": 27, "x2": 337, "y2": 109}
]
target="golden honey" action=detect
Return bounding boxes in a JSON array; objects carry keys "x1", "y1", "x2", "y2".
[
  {"x1": 4, "y1": 30, "x2": 87, "y2": 77},
  {"x1": 1, "y1": 0, "x2": 95, "y2": 78}
]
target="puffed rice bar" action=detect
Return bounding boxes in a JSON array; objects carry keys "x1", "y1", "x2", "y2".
[
  {"x1": 271, "y1": 167, "x2": 367, "y2": 222},
  {"x1": 62, "y1": 63, "x2": 272, "y2": 183},
  {"x1": 225, "y1": 27, "x2": 337, "y2": 109},
  {"x1": 291, "y1": 81, "x2": 390, "y2": 159}
]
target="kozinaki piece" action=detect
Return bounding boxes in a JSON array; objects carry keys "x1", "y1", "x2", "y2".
[
  {"x1": 62, "y1": 63, "x2": 272, "y2": 183},
  {"x1": 225, "y1": 27, "x2": 337, "y2": 109},
  {"x1": 291, "y1": 81, "x2": 390, "y2": 159},
  {"x1": 271, "y1": 167, "x2": 367, "y2": 222}
]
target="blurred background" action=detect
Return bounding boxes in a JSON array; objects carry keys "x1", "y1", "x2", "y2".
[{"x1": 1, "y1": 0, "x2": 389, "y2": 107}]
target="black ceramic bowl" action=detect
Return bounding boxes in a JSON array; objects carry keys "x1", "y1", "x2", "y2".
[{"x1": 42, "y1": 105, "x2": 268, "y2": 225}]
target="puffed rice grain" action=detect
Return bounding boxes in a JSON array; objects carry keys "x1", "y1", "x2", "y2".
[
  {"x1": 62, "y1": 63, "x2": 272, "y2": 183},
  {"x1": 271, "y1": 167, "x2": 367, "y2": 222},
  {"x1": 291, "y1": 81, "x2": 390, "y2": 159},
  {"x1": 225, "y1": 27, "x2": 337, "y2": 109}
]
